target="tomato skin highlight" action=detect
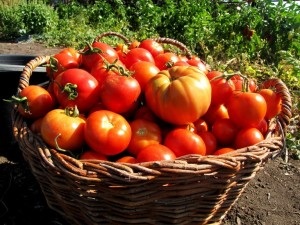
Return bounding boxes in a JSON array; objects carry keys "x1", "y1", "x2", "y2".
[
  {"x1": 145, "y1": 66, "x2": 211, "y2": 125},
  {"x1": 84, "y1": 110, "x2": 131, "y2": 156}
]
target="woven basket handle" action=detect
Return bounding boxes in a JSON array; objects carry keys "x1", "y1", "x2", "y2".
[
  {"x1": 261, "y1": 78, "x2": 292, "y2": 131},
  {"x1": 17, "y1": 55, "x2": 50, "y2": 92},
  {"x1": 93, "y1": 31, "x2": 131, "y2": 45}
]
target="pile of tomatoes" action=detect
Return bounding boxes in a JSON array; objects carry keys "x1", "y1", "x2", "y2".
[{"x1": 12, "y1": 37, "x2": 282, "y2": 163}]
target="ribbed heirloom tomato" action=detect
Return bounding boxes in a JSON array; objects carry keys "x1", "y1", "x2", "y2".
[
  {"x1": 84, "y1": 110, "x2": 131, "y2": 156},
  {"x1": 145, "y1": 66, "x2": 211, "y2": 125}
]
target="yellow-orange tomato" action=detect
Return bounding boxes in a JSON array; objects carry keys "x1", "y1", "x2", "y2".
[{"x1": 145, "y1": 66, "x2": 211, "y2": 125}]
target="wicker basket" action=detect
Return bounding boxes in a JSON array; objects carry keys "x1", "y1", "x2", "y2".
[{"x1": 11, "y1": 53, "x2": 292, "y2": 225}]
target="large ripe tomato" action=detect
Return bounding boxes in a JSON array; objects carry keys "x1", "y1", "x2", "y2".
[
  {"x1": 129, "y1": 61, "x2": 160, "y2": 91},
  {"x1": 145, "y1": 66, "x2": 211, "y2": 125},
  {"x1": 212, "y1": 118, "x2": 239, "y2": 146},
  {"x1": 81, "y1": 41, "x2": 119, "y2": 72},
  {"x1": 257, "y1": 88, "x2": 282, "y2": 120},
  {"x1": 136, "y1": 144, "x2": 176, "y2": 163},
  {"x1": 40, "y1": 107, "x2": 86, "y2": 151},
  {"x1": 53, "y1": 68, "x2": 100, "y2": 113},
  {"x1": 139, "y1": 39, "x2": 164, "y2": 58},
  {"x1": 207, "y1": 70, "x2": 235, "y2": 106},
  {"x1": 154, "y1": 52, "x2": 179, "y2": 70},
  {"x1": 234, "y1": 127, "x2": 264, "y2": 149},
  {"x1": 84, "y1": 110, "x2": 131, "y2": 156},
  {"x1": 100, "y1": 73, "x2": 141, "y2": 114},
  {"x1": 9, "y1": 85, "x2": 56, "y2": 119},
  {"x1": 123, "y1": 47, "x2": 155, "y2": 69},
  {"x1": 226, "y1": 91, "x2": 267, "y2": 128},
  {"x1": 46, "y1": 47, "x2": 81, "y2": 79},
  {"x1": 127, "y1": 118, "x2": 162, "y2": 156},
  {"x1": 164, "y1": 128, "x2": 206, "y2": 157}
]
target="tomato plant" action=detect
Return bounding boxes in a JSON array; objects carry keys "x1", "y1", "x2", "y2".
[
  {"x1": 53, "y1": 68, "x2": 100, "y2": 113},
  {"x1": 127, "y1": 118, "x2": 162, "y2": 156},
  {"x1": 84, "y1": 110, "x2": 131, "y2": 156},
  {"x1": 164, "y1": 128, "x2": 206, "y2": 157},
  {"x1": 226, "y1": 91, "x2": 267, "y2": 128},
  {"x1": 136, "y1": 144, "x2": 176, "y2": 163},
  {"x1": 145, "y1": 66, "x2": 211, "y2": 125},
  {"x1": 7, "y1": 85, "x2": 56, "y2": 119},
  {"x1": 40, "y1": 107, "x2": 86, "y2": 151}
]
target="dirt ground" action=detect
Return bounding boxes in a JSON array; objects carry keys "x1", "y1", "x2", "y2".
[{"x1": 0, "y1": 42, "x2": 299, "y2": 225}]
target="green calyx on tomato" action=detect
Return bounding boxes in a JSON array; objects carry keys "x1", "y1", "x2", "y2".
[{"x1": 61, "y1": 83, "x2": 78, "y2": 100}]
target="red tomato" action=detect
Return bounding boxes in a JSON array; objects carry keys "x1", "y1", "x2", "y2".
[
  {"x1": 202, "y1": 104, "x2": 229, "y2": 127},
  {"x1": 127, "y1": 118, "x2": 162, "y2": 156},
  {"x1": 11, "y1": 85, "x2": 56, "y2": 119},
  {"x1": 134, "y1": 105, "x2": 159, "y2": 122},
  {"x1": 81, "y1": 41, "x2": 119, "y2": 72},
  {"x1": 79, "y1": 150, "x2": 108, "y2": 160},
  {"x1": 116, "y1": 155, "x2": 137, "y2": 163},
  {"x1": 154, "y1": 52, "x2": 180, "y2": 70},
  {"x1": 123, "y1": 47, "x2": 155, "y2": 69},
  {"x1": 84, "y1": 110, "x2": 131, "y2": 156},
  {"x1": 255, "y1": 118, "x2": 268, "y2": 136},
  {"x1": 198, "y1": 131, "x2": 217, "y2": 155},
  {"x1": 130, "y1": 61, "x2": 160, "y2": 91},
  {"x1": 173, "y1": 60, "x2": 190, "y2": 66},
  {"x1": 30, "y1": 117, "x2": 43, "y2": 134},
  {"x1": 212, "y1": 118, "x2": 239, "y2": 146},
  {"x1": 214, "y1": 147, "x2": 235, "y2": 155},
  {"x1": 234, "y1": 127, "x2": 264, "y2": 149},
  {"x1": 145, "y1": 66, "x2": 211, "y2": 125},
  {"x1": 193, "y1": 118, "x2": 208, "y2": 134},
  {"x1": 139, "y1": 39, "x2": 164, "y2": 58},
  {"x1": 46, "y1": 47, "x2": 81, "y2": 79},
  {"x1": 40, "y1": 107, "x2": 86, "y2": 151},
  {"x1": 187, "y1": 57, "x2": 209, "y2": 74},
  {"x1": 164, "y1": 128, "x2": 206, "y2": 157},
  {"x1": 257, "y1": 88, "x2": 282, "y2": 120},
  {"x1": 207, "y1": 70, "x2": 235, "y2": 106},
  {"x1": 136, "y1": 144, "x2": 176, "y2": 163},
  {"x1": 226, "y1": 91, "x2": 267, "y2": 128},
  {"x1": 100, "y1": 73, "x2": 141, "y2": 114},
  {"x1": 230, "y1": 74, "x2": 257, "y2": 92},
  {"x1": 53, "y1": 68, "x2": 100, "y2": 113}
]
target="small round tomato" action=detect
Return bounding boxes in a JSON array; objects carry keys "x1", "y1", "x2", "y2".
[
  {"x1": 193, "y1": 118, "x2": 208, "y2": 134},
  {"x1": 139, "y1": 39, "x2": 164, "y2": 58},
  {"x1": 207, "y1": 70, "x2": 235, "y2": 106},
  {"x1": 226, "y1": 91, "x2": 267, "y2": 128},
  {"x1": 30, "y1": 117, "x2": 43, "y2": 134},
  {"x1": 187, "y1": 57, "x2": 209, "y2": 75},
  {"x1": 127, "y1": 118, "x2": 162, "y2": 156},
  {"x1": 212, "y1": 118, "x2": 239, "y2": 146},
  {"x1": 164, "y1": 128, "x2": 206, "y2": 157},
  {"x1": 257, "y1": 88, "x2": 282, "y2": 120},
  {"x1": 154, "y1": 52, "x2": 179, "y2": 70},
  {"x1": 214, "y1": 147, "x2": 235, "y2": 155},
  {"x1": 10, "y1": 85, "x2": 56, "y2": 119},
  {"x1": 234, "y1": 127, "x2": 264, "y2": 149},
  {"x1": 53, "y1": 68, "x2": 100, "y2": 113},
  {"x1": 202, "y1": 104, "x2": 229, "y2": 126},
  {"x1": 84, "y1": 110, "x2": 131, "y2": 156},
  {"x1": 198, "y1": 131, "x2": 217, "y2": 155},
  {"x1": 256, "y1": 118, "x2": 268, "y2": 136},
  {"x1": 79, "y1": 150, "x2": 108, "y2": 161},
  {"x1": 100, "y1": 73, "x2": 141, "y2": 114},
  {"x1": 130, "y1": 61, "x2": 160, "y2": 91},
  {"x1": 136, "y1": 144, "x2": 176, "y2": 163},
  {"x1": 40, "y1": 107, "x2": 86, "y2": 151},
  {"x1": 123, "y1": 47, "x2": 155, "y2": 69}
]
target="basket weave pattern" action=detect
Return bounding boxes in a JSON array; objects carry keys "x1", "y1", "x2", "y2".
[{"x1": 12, "y1": 55, "x2": 292, "y2": 225}]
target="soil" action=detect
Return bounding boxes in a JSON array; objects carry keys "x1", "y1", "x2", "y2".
[{"x1": 0, "y1": 42, "x2": 299, "y2": 225}]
